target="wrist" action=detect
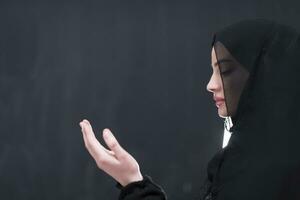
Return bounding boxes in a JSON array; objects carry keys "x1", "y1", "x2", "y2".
[
  {"x1": 131, "y1": 172, "x2": 143, "y2": 182},
  {"x1": 122, "y1": 172, "x2": 143, "y2": 186}
]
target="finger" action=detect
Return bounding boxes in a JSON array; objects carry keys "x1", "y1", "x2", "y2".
[
  {"x1": 104, "y1": 148, "x2": 116, "y2": 156},
  {"x1": 79, "y1": 120, "x2": 116, "y2": 162},
  {"x1": 80, "y1": 121, "x2": 102, "y2": 157},
  {"x1": 80, "y1": 121, "x2": 110, "y2": 159},
  {"x1": 102, "y1": 128, "x2": 126, "y2": 159},
  {"x1": 81, "y1": 120, "x2": 114, "y2": 154},
  {"x1": 80, "y1": 121, "x2": 116, "y2": 159}
]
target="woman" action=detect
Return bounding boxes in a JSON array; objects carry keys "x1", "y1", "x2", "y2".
[{"x1": 79, "y1": 19, "x2": 300, "y2": 199}]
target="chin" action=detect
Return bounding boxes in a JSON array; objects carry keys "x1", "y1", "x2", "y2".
[{"x1": 218, "y1": 107, "x2": 228, "y2": 118}]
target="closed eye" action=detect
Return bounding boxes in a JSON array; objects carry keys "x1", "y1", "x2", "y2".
[{"x1": 221, "y1": 69, "x2": 234, "y2": 75}]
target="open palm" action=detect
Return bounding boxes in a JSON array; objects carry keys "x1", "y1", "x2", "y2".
[{"x1": 79, "y1": 119, "x2": 143, "y2": 186}]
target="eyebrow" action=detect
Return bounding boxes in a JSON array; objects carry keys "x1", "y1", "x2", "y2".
[{"x1": 212, "y1": 58, "x2": 233, "y2": 67}]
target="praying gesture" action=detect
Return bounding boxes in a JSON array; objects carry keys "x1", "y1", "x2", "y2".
[{"x1": 79, "y1": 119, "x2": 143, "y2": 186}]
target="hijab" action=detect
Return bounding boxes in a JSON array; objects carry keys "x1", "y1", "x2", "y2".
[{"x1": 200, "y1": 19, "x2": 300, "y2": 200}]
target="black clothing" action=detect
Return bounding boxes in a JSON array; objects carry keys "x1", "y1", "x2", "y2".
[
  {"x1": 118, "y1": 19, "x2": 300, "y2": 200},
  {"x1": 209, "y1": 19, "x2": 300, "y2": 200},
  {"x1": 117, "y1": 175, "x2": 167, "y2": 200}
]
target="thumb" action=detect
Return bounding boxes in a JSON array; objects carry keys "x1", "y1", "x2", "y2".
[{"x1": 102, "y1": 129, "x2": 126, "y2": 159}]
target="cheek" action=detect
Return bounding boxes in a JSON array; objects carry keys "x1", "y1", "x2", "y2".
[
  {"x1": 221, "y1": 76, "x2": 240, "y2": 113},
  {"x1": 215, "y1": 73, "x2": 224, "y2": 89},
  {"x1": 222, "y1": 71, "x2": 248, "y2": 115}
]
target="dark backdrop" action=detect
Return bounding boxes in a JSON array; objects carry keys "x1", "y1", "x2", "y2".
[{"x1": 1, "y1": 0, "x2": 300, "y2": 199}]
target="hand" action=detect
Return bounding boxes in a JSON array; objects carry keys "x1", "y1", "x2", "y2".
[{"x1": 79, "y1": 119, "x2": 143, "y2": 186}]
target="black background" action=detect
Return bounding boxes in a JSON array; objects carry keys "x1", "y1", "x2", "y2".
[{"x1": 1, "y1": 0, "x2": 300, "y2": 199}]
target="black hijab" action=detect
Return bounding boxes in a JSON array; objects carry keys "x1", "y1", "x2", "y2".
[{"x1": 201, "y1": 19, "x2": 300, "y2": 200}]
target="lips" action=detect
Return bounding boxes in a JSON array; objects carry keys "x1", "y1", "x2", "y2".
[
  {"x1": 213, "y1": 96, "x2": 225, "y2": 107},
  {"x1": 214, "y1": 96, "x2": 225, "y2": 102},
  {"x1": 215, "y1": 101, "x2": 224, "y2": 107}
]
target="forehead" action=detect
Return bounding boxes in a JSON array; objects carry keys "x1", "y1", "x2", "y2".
[
  {"x1": 211, "y1": 47, "x2": 216, "y2": 60},
  {"x1": 211, "y1": 47, "x2": 218, "y2": 67},
  {"x1": 211, "y1": 47, "x2": 215, "y2": 56},
  {"x1": 211, "y1": 42, "x2": 234, "y2": 63}
]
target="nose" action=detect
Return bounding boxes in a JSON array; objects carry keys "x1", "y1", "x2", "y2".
[{"x1": 206, "y1": 74, "x2": 221, "y2": 93}]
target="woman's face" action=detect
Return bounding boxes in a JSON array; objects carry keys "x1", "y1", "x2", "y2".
[
  {"x1": 207, "y1": 47, "x2": 227, "y2": 118},
  {"x1": 207, "y1": 44, "x2": 249, "y2": 118}
]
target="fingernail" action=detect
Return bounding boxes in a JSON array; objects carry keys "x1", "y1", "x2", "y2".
[{"x1": 103, "y1": 129, "x2": 110, "y2": 136}]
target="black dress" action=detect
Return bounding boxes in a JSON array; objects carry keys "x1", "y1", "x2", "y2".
[
  {"x1": 118, "y1": 19, "x2": 300, "y2": 200},
  {"x1": 117, "y1": 175, "x2": 167, "y2": 200}
]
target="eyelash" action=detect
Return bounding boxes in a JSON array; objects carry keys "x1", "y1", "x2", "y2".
[{"x1": 220, "y1": 69, "x2": 233, "y2": 75}]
